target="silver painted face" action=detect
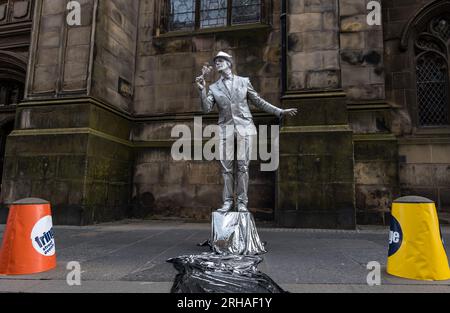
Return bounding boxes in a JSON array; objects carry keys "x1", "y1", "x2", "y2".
[{"x1": 215, "y1": 58, "x2": 229, "y2": 72}]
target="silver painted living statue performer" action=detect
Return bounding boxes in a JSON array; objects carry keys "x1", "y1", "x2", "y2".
[
  {"x1": 195, "y1": 52, "x2": 298, "y2": 255},
  {"x1": 196, "y1": 51, "x2": 298, "y2": 214}
]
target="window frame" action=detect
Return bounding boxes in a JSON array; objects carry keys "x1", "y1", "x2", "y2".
[
  {"x1": 156, "y1": 0, "x2": 270, "y2": 36},
  {"x1": 410, "y1": 14, "x2": 450, "y2": 131}
]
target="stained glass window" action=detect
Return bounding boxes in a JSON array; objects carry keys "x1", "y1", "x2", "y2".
[
  {"x1": 232, "y1": 0, "x2": 261, "y2": 25},
  {"x1": 167, "y1": 0, "x2": 263, "y2": 32},
  {"x1": 414, "y1": 15, "x2": 450, "y2": 127},
  {"x1": 200, "y1": 0, "x2": 227, "y2": 29},
  {"x1": 168, "y1": 0, "x2": 195, "y2": 31}
]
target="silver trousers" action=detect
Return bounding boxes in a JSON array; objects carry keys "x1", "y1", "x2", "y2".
[{"x1": 219, "y1": 130, "x2": 254, "y2": 207}]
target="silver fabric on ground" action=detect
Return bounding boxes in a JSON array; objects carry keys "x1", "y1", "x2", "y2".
[
  {"x1": 211, "y1": 212, "x2": 267, "y2": 255},
  {"x1": 167, "y1": 253, "x2": 286, "y2": 293}
]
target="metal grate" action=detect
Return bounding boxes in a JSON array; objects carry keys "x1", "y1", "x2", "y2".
[
  {"x1": 200, "y1": 0, "x2": 227, "y2": 29},
  {"x1": 169, "y1": 0, "x2": 195, "y2": 31},
  {"x1": 416, "y1": 54, "x2": 449, "y2": 126},
  {"x1": 232, "y1": 0, "x2": 261, "y2": 25}
]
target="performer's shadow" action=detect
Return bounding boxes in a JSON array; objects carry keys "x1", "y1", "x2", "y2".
[{"x1": 167, "y1": 211, "x2": 287, "y2": 293}]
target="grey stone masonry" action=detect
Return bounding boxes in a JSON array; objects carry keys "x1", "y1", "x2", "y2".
[
  {"x1": 339, "y1": 0, "x2": 385, "y2": 102},
  {"x1": 28, "y1": 0, "x2": 95, "y2": 96},
  {"x1": 287, "y1": 0, "x2": 386, "y2": 98},
  {"x1": 287, "y1": 0, "x2": 341, "y2": 91},
  {"x1": 27, "y1": 0, "x2": 139, "y2": 113}
]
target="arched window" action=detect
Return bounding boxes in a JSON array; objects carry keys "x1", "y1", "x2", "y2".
[{"x1": 414, "y1": 15, "x2": 450, "y2": 127}]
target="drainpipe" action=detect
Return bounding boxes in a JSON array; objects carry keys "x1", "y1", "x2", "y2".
[{"x1": 280, "y1": 0, "x2": 287, "y2": 95}]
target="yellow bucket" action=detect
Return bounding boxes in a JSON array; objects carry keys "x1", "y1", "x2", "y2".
[{"x1": 387, "y1": 196, "x2": 450, "y2": 281}]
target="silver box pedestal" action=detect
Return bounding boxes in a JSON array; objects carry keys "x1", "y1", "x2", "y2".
[{"x1": 211, "y1": 212, "x2": 267, "y2": 255}]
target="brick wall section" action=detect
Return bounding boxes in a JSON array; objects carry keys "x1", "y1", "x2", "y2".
[
  {"x1": 29, "y1": 0, "x2": 95, "y2": 95},
  {"x1": 399, "y1": 144, "x2": 450, "y2": 213},
  {"x1": 28, "y1": 0, "x2": 138, "y2": 112},
  {"x1": 132, "y1": 149, "x2": 223, "y2": 220},
  {"x1": 29, "y1": 0, "x2": 67, "y2": 93},
  {"x1": 62, "y1": 0, "x2": 94, "y2": 92},
  {"x1": 287, "y1": 0, "x2": 341, "y2": 90},
  {"x1": 0, "y1": 101, "x2": 134, "y2": 225},
  {"x1": 287, "y1": 0, "x2": 386, "y2": 99},
  {"x1": 131, "y1": 118, "x2": 277, "y2": 220},
  {"x1": 340, "y1": 0, "x2": 385, "y2": 102},
  {"x1": 354, "y1": 138, "x2": 399, "y2": 225},
  {"x1": 90, "y1": 0, "x2": 139, "y2": 112},
  {"x1": 1, "y1": 127, "x2": 134, "y2": 225}
]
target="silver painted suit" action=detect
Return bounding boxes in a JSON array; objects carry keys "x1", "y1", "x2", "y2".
[{"x1": 200, "y1": 75, "x2": 283, "y2": 210}]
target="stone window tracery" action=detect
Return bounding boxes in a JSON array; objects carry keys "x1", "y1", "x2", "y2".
[{"x1": 414, "y1": 15, "x2": 450, "y2": 127}]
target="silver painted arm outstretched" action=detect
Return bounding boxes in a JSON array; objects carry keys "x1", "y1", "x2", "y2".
[{"x1": 246, "y1": 79, "x2": 283, "y2": 118}]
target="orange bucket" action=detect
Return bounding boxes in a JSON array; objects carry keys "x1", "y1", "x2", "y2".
[{"x1": 0, "y1": 198, "x2": 56, "y2": 275}]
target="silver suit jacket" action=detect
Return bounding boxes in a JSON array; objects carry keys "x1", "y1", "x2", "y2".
[{"x1": 200, "y1": 75, "x2": 283, "y2": 136}]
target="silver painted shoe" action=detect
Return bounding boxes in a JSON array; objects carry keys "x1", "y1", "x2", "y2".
[
  {"x1": 217, "y1": 201, "x2": 233, "y2": 213},
  {"x1": 237, "y1": 203, "x2": 249, "y2": 213}
]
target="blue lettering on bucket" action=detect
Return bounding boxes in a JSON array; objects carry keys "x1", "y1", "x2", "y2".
[
  {"x1": 34, "y1": 228, "x2": 55, "y2": 255},
  {"x1": 388, "y1": 216, "x2": 403, "y2": 257}
]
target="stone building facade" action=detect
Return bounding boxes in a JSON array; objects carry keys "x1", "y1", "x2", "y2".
[{"x1": 0, "y1": 0, "x2": 448, "y2": 228}]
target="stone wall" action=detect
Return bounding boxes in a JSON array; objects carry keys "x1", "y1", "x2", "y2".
[
  {"x1": 340, "y1": 0, "x2": 385, "y2": 102},
  {"x1": 383, "y1": 0, "x2": 450, "y2": 213},
  {"x1": 354, "y1": 135, "x2": 399, "y2": 225},
  {"x1": 90, "y1": 0, "x2": 139, "y2": 112},
  {"x1": 286, "y1": 0, "x2": 385, "y2": 97},
  {"x1": 0, "y1": 0, "x2": 136, "y2": 225},
  {"x1": 0, "y1": 100, "x2": 134, "y2": 225},
  {"x1": 287, "y1": 0, "x2": 341, "y2": 90},
  {"x1": 278, "y1": 94, "x2": 356, "y2": 229},
  {"x1": 135, "y1": 1, "x2": 281, "y2": 115},
  {"x1": 27, "y1": 0, "x2": 95, "y2": 96},
  {"x1": 130, "y1": 116, "x2": 278, "y2": 221},
  {"x1": 0, "y1": 0, "x2": 33, "y2": 223},
  {"x1": 399, "y1": 142, "x2": 450, "y2": 212},
  {"x1": 383, "y1": 0, "x2": 430, "y2": 120},
  {"x1": 131, "y1": 0, "x2": 282, "y2": 220},
  {"x1": 0, "y1": 0, "x2": 33, "y2": 58}
]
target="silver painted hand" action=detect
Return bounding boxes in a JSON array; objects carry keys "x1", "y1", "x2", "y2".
[
  {"x1": 196, "y1": 65, "x2": 213, "y2": 91},
  {"x1": 282, "y1": 108, "x2": 298, "y2": 117}
]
